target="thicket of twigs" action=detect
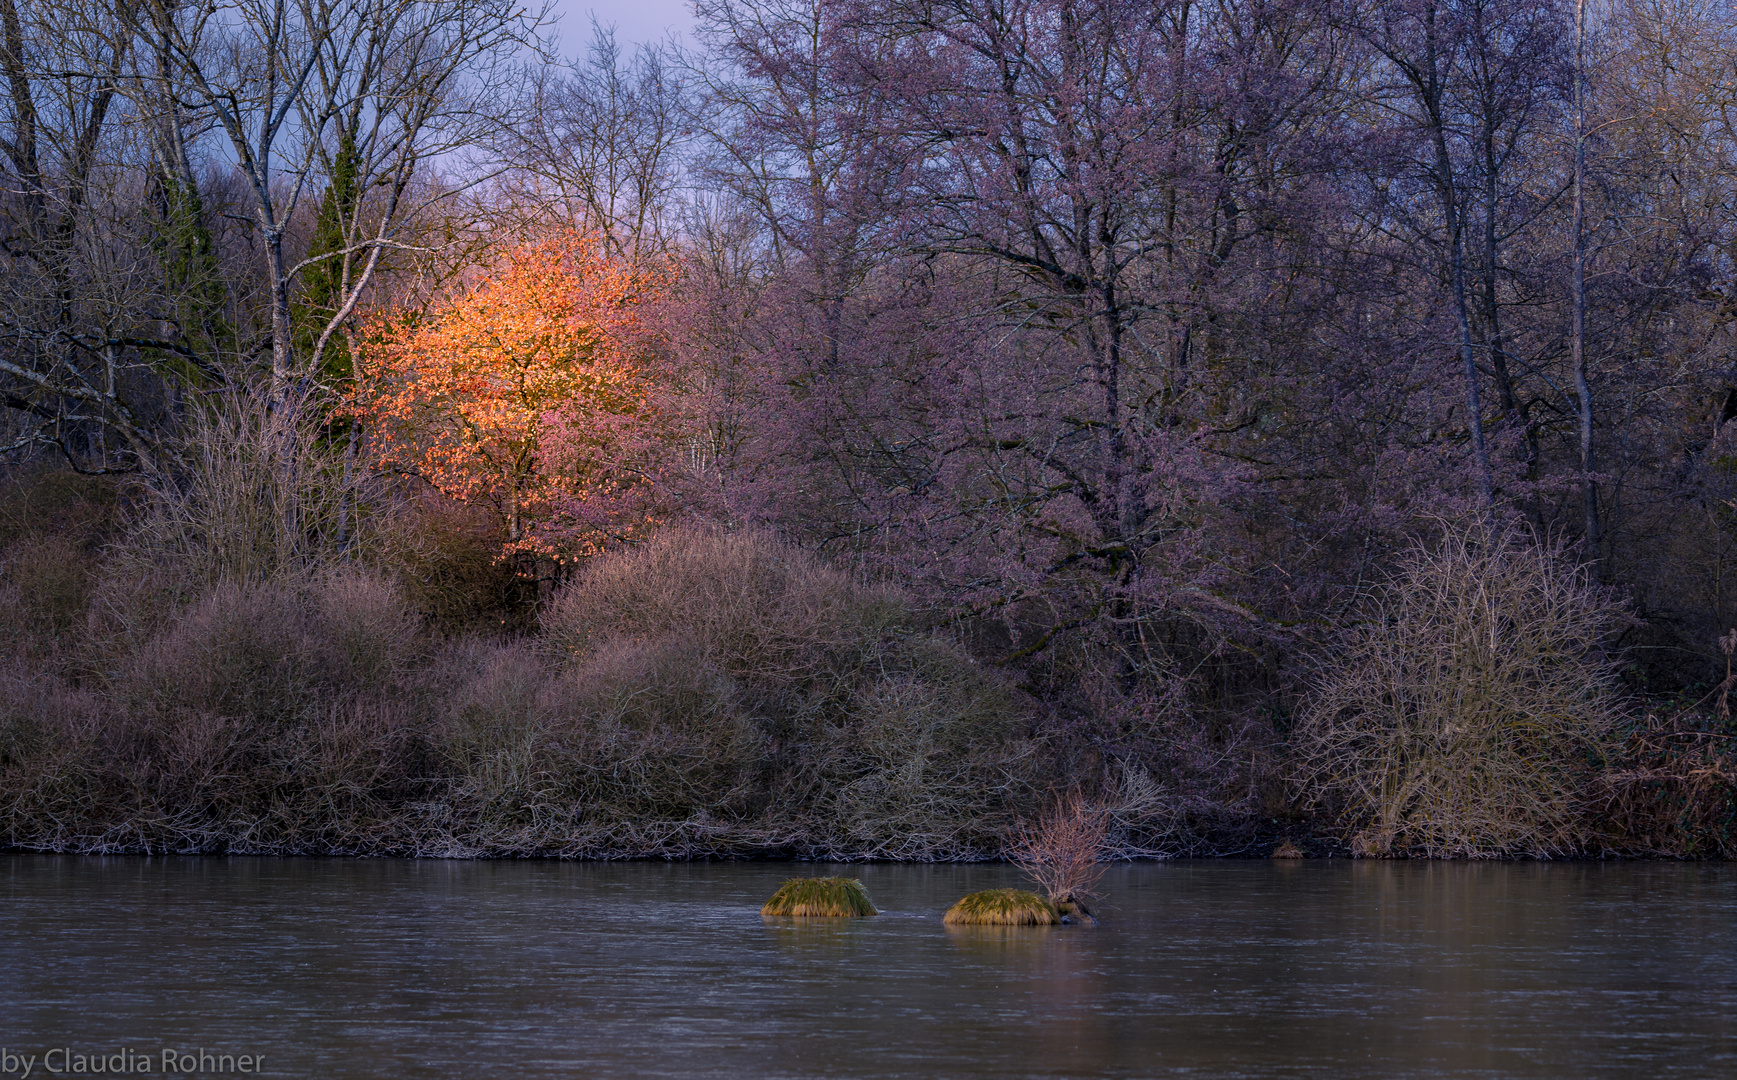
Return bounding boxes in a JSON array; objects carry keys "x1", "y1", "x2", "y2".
[
  {"x1": 1287, "y1": 524, "x2": 1733, "y2": 859},
  {"x1": 7, "y1": 3, "x2": 1737, "y2": 861},
  {"x1": 0, "y1": 445, "x2": 1049, "y2": 857},
  {"x1": 1008, "y1": 793, "x2": 1109, "y2": 912},
  {"x1": 1, "y1": 435, "x2": 1732, "y2": 859}
]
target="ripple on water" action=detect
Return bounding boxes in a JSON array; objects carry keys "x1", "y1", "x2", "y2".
[{"x1": 0, "y1": 857, "x2": 1733, "y2": 1078}]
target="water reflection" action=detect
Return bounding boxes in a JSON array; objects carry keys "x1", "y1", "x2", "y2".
[{"x1": 0, "y1": 857, "x2": 1731, "y2": 1078}]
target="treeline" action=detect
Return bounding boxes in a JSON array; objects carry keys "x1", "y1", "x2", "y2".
[{"x1": 1, "y1": 0, "x2": 1733, "y2": 857}]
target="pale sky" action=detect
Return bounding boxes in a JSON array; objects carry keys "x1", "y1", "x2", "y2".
[{"x1": 543, "y1": 0, "x2": 698, "y2": 53}]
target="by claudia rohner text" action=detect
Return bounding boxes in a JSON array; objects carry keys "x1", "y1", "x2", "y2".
[{"x1": 1, "y1": 1048, "x2": 263, "y2": 1075}]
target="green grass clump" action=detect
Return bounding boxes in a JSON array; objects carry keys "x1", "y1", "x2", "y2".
[
  {"x1": 942, "y1": 888, "x2": 1059, "y2": 926},
  {"x1": 761, "y1": 877, "x2": 878, "y2": 917}
]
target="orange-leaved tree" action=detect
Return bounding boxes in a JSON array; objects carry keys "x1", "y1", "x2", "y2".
[{"x1": 349, "y1": 229, "x2": 665, "y2": 559}]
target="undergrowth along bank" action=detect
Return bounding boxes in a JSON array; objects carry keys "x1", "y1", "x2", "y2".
[{"x1": 0, "y1": 467, "x2": 1730, "y2": 859}]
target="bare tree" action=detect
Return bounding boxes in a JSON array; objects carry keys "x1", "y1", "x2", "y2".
[
  {"x1": 1571, "y1": 0, "x2": 1597, "y2": 549},
  {"x1": 1347, "y1": 0, "x2": 1573, "y2": 510},
  {"x1": 498, "y1": 19, "x2": 691, "y2": 260},
  {"x1": 0, "y1": 0, "x2": 177, "y2": 473},
  {"x1": 0, "y1": 0, "x2": 542, "y2": 474},
  {"x1": 135, "y1": 0, "x2": 542, "y2": 405}
]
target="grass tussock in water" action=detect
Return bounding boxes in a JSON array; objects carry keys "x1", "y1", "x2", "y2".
[
  {"x1": 942, "y1": 888, "x2": 1059, "y2": 926},
  {"x1": 761, "y1": 877, "x2": 877, "y2": 917}
]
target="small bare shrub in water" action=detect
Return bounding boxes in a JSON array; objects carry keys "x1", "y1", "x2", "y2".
[
  {"x1": 1009, "y1": 792, "x2": 1109, "y2": 916},
  {"x1": 1294, "y1": 525, "x2": 1627, "y2": 857}
]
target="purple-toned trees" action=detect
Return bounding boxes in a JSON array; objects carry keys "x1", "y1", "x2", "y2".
[
  {"x1": 678, "y1": 2, "x2": 1361, "y2": 819},
  {"x1": 1344, "y1": 0, "x2": 1572, "y2": 511}
]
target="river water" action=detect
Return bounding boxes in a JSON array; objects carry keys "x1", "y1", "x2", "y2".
[{"x1": 0, "y1": 857, "x2": 1731, "y2": 1078}]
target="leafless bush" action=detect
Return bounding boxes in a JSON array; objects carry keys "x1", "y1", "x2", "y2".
[
  {"x1": 1008, "y1": 791, "x2": 1109, "y2": 908},
  {"x1": 569, "y1": 637, "x2": 761, "y2": 813},
  {"x1": 529, "y1": 527, "x2": 1039, "y2": 858},
  {"x1": 116, "y1": 571, "x2": 420, "y2": 726},
  {"x1": 0, "y1": 469, "x2": 121, "y2": 662},
  {"x1": 1056, "y1": 673, "x2": 1276, "y2": 856},
  {"x1": 543, "y1": 527, "x2": 902, "y2": 671},
  {"x1": 808, "y1": 639, "x2": 1036, "y2": 858},
  {"x1": 1294, "y1": 524, "x2": 1628, "y2": 857},
  {"x1": 430, "y1": 642, "x2": 582, "y2": 838},
  {"x1": 0, "y1": 535, "x2": 93, "y2": 644},
  {"x1": 1, "y1": 641, "x2": 428, "y2": 855},
  {"x1": 0, "y1": 524, "x2": 1043, "y2": 859},
  {"x1": 371, "y1": 490, "x2": 527, "y2": 633},
  {"x1": 311, "y1": 569, "x2": 424, "y2": 688},
  {"x1": 118, "y1": 580, "x2": 324, "y2": 725},
  {"x1": 110, "y1": 399, "x2": 368, "y2": 595},
  {"x1": 0, "y1": 660, "x2": 105, "y2": 850},
  {"x1": 88, "y1": 697, "x2": 425, "y2": 855},
  {"x1": 1588, "y1": 707, "x2": 1736, "y2": 857}
]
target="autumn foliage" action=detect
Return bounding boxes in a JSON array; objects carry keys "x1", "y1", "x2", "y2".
[{"x1": 349, "y1": 230, "x2": 665, "y2": 559}]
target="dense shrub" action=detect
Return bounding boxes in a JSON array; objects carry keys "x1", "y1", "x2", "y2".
[
  {"x1": 1294, "y1": 525, "x2": 1628, "y2": 857},
  {"x1": 1588, "y1": 712, "x2": 1736, "y2": 857},
  {"x1": 6, "y1": 483, "x2": 1720, "y2": 860},
  {"x1": 512, "y1": 529, "x2": 1038, "y2": 857},
  {"x1": 385, "y1": 527, "x2": 1035, "y2": 857},
  {"x1": 117, "y1": 573, "x2": 420, "y2": 724},
  {"x1": 373, "y1": 491, "x2": 532, "y2": 634},
  {"x1": 0, "y1": 470, "x2": 120, "y2": 659},
  {"x1": 0, "y1": 524, "x2": 1040, "y2": 857},
  {"x1": 115, "y1": 402, "x2": 365, "y2": 590},
  {"x1": 0, "y1": 661, "x2": 106, "y2": 850},
  {"x1": 0, "y1": 569, "x2": 425, "y2": 853}
]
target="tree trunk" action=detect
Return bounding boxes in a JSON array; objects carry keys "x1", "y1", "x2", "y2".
[{"x1": 1572, "y1": 0, "x2": 1599, "y2": 553}]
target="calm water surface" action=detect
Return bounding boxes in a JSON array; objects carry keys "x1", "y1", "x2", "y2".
[{"x1": 0, "y1": 857, "x2": 1732, "y2": 1078}]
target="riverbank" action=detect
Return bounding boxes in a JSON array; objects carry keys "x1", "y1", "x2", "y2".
[{"x1": 1, "y1": 473, "x2": 1731, "y2": 860}]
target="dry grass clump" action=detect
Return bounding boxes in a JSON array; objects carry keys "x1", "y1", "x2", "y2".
[
  {"x1": 761, "y1": 877, "x2": 878, "y2": 916},
  {"x1": 1293, "y1": 524, "x2": 1628, "y2": 857},
  {"x1": 942, "y1": 888, "x2": 1059, "y2": 926}
]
